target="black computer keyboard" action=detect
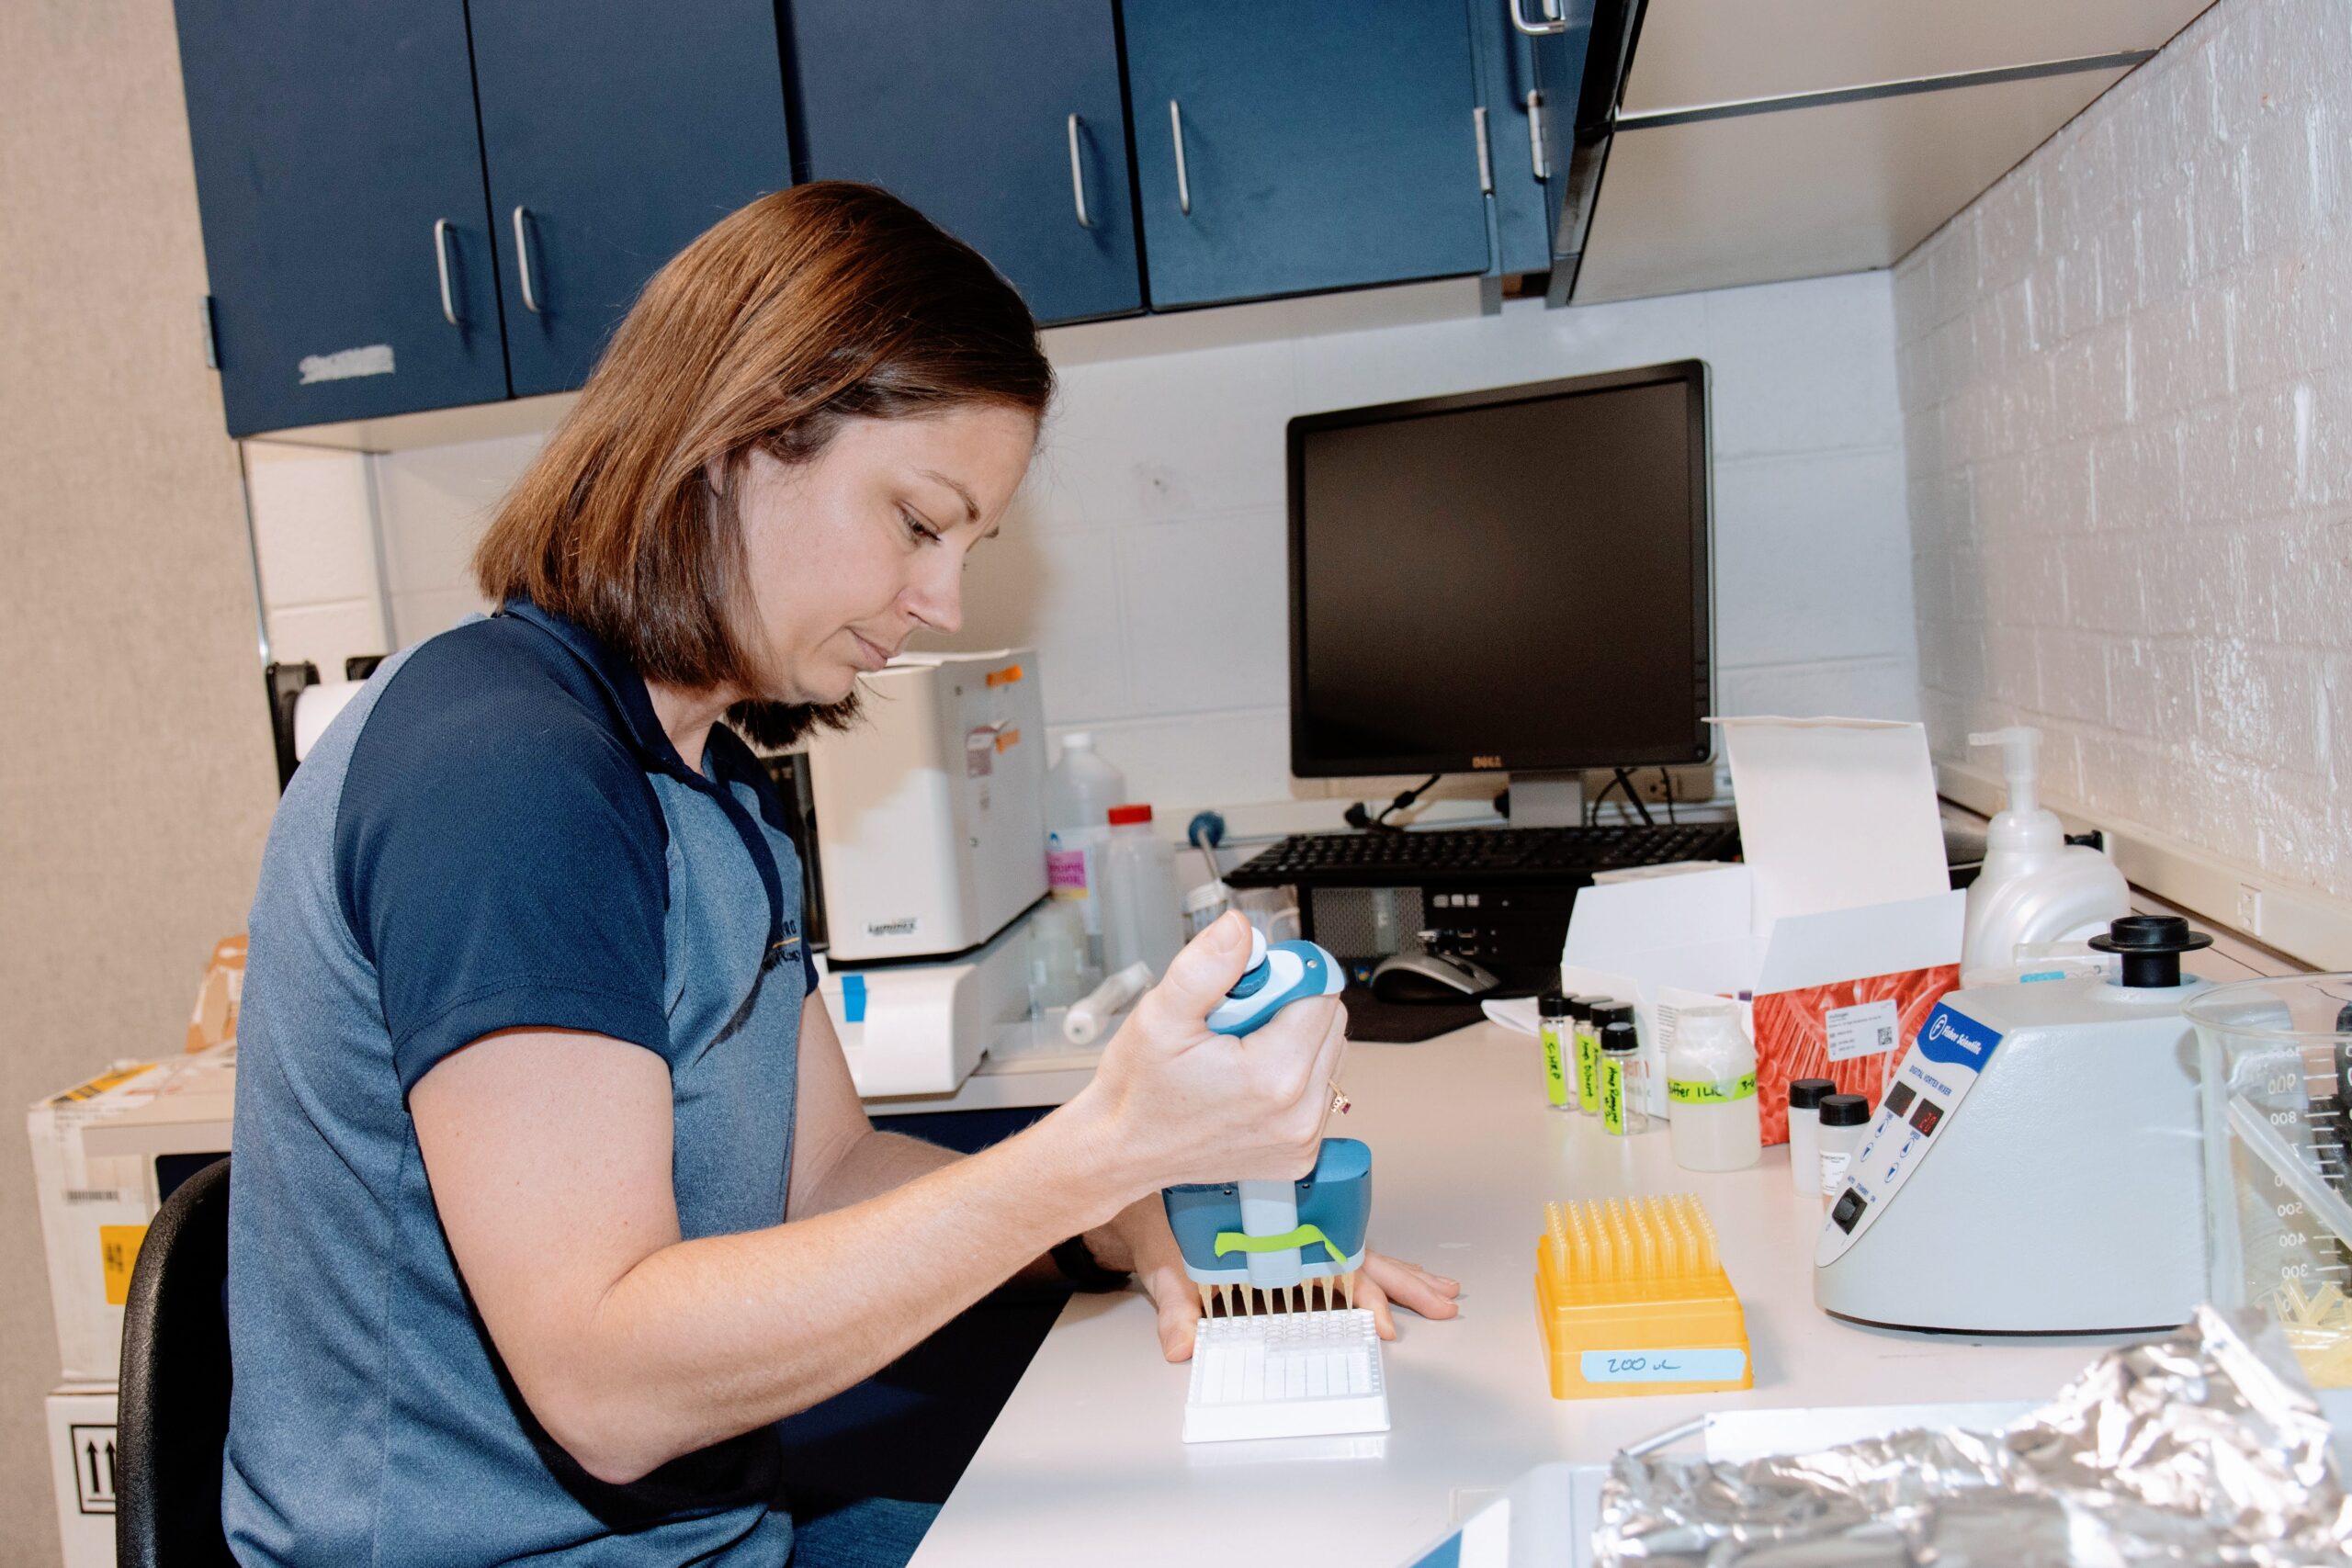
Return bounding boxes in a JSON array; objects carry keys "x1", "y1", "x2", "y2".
[{"x1": 1221, "y1": 820, "x2": 1740, "y2": 889}]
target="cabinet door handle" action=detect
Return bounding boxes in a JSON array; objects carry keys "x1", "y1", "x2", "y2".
[
  {"x1": 511, "y1": 205, "x2": 543, "y2": 313},
  {"x1": 1169, "y1": 99, "x2": 1192, "y2": 216},
  {"x1": 433, "y1": 218, "x2": 459, "y2": 326},
  {"x1": 1067, "y1": 114, "x2": 1093, "y2": 229},
  {"x1": 1527, "y1": 89, "x2": 1549, "y2": 180},
  {"x1": 1510, "y1": 0, "x2": 1566, "y2": 37},
  {"x1": 1473, "y1": 107, "x2": 1494, "y2": 195}
]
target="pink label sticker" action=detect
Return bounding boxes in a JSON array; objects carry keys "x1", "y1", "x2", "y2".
[{"x1": 1047, "y1": 849, "x2": 1089, "y2": 892}]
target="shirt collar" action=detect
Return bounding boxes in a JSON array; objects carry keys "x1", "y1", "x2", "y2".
[{"x1": 497, "y1": 598, "x2": 706, "y2": 784}]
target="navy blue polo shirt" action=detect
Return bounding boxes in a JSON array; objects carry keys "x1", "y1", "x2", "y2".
[{"x1": 224, "y1": 602, "x2": 814, "y2": 1566}]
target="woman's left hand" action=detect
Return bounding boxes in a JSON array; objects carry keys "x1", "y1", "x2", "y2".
[{"x1": 1100, "y1": 1198, "x2": 1462, "y2": 1363}]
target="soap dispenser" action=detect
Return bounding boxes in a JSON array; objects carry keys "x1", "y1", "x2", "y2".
[{"x1": 1960, "y1": 726, "x2": 2131, "y2": 976}]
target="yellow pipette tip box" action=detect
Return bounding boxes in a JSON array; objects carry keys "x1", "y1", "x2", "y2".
[{"x1": 1535, "y1": 1193, "x2": 1753, "y2": 1400}]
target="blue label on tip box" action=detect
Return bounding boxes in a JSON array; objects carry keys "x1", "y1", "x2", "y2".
[{"x1": 1580, "y1": 1348, "x2": 1747, "y2": 1383}]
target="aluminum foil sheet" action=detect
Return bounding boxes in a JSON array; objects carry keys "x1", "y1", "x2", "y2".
[{"x1": 1594, "y1": 1305, "x2": 2352, "y2": 1565}]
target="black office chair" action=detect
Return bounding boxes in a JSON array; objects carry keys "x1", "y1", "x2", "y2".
[{"x1": 115, "y1": 1155, "x2": 236, "y2": 1568}]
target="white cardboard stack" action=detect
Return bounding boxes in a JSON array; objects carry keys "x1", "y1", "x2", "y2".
[{"x1": 28, "y1": 1045, "x2": 235, "y2": 1568}]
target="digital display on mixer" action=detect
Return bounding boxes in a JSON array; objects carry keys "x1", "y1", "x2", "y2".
[
  {"x1": 1908, "y1": 1098, "x2": 1944, "y2": 1137},
  {"x1": 1884, "y1": 1082, "x2": 1917, "y2": 1117}
]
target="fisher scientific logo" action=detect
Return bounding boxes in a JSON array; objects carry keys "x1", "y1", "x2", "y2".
[
  {"x1": 1917, "y1": 1002, "x2": 2000, "y2": 1068},
  {"x1": 865, "y1": 917, "x2": 921, "y2": 939}
]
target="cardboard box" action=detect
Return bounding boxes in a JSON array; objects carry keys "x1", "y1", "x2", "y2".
[
  {"x1": 28, "y1": 1047, "x2": 234, "y2": 1382},
  {"x1": 1562, "y1": 718, "x2": 1964, "y2": 1139},
  {"x1": 46, "y1": 1384, "x2": 118, "y2": 1568}
]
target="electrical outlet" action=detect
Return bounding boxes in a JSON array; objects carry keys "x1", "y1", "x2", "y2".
[
  {"x1": 2236, "y1": 883, "x2": 2263, "y2": 936},
  {"x1": 1582, "y1": 765, "x2": 1717, "y2": 805}
]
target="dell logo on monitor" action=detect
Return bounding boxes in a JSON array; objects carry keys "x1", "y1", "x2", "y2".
[{"x1": 1472, "y1": 755, "x2": 1504, "y2": 769}]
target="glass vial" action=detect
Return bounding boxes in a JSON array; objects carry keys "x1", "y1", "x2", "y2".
[
  {"x1": 1600, "y1": 1018, "x2": 1648, "y2": 1135},
  {"x1": 1583, "y1": 1000, "x2": 1630, "y2": 1119},
  {"x1": 1538, "y1": 991, "x2": 1576, "y2": 1111}
]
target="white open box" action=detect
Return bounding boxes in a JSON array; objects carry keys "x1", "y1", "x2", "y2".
[
  {"x1": 1562, "y1": 718, "x2": 1965, "y2": 1134},
  {"x1": 27, "y1": 1047, "x2": 234, "y2": 1382}
]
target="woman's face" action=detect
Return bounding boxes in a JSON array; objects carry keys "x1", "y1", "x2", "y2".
[{"x1": 731, "y1": 404, "x2": 1036, "y2": 705}]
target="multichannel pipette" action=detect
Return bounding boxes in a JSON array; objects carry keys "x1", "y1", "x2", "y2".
[
  {"x1": 1164, "y1": 929, "x2": 1360, "y2": 1314},
  {"x1": 1161, "y1": 929, "x2": 1386, "y2": 1441}
]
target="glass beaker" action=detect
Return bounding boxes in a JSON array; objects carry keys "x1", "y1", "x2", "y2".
[{"x1": 2188, "y1": 973, "x2": 2352, "y2": 1387}]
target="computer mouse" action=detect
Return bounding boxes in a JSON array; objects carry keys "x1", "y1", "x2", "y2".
[{"x1": 1368, "y1": 951, "x2": 1500, "y2": 1004}]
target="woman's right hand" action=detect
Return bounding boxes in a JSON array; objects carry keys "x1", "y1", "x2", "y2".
[{"x1": 1076, "y1": 911, "x2": 1349, "y2": 1202}]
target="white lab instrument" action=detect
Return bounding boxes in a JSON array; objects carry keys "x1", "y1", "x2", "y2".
[
  {"x1": 818, "y1": 915, "x2": 1032, "y2": 1098},
  {"x1": 1959, "y1": 727, "x2": 2130, "y2": 976},
  {"x1": 806, "y1": 649, "x2": 1045, "y2": 963},
  {"x1": 2188, "y1": 972, "x2": 2352, "y2": 1390},
  {"x1": 1182, "y1": 1308, "x2": 1390, "y2": 1444},
  {"x1": 1814, "y1": 915, "x2": 2212, "y2": 1334}
]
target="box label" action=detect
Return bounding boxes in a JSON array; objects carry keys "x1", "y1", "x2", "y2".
[
  {"x1": 1580, "y1": 1348, "x2": 1747, "y2": 1383},
  {"x1": 99, "y1": 1225, "x2": 147, "y2": 1306},
  {"x1": 1824, "y1": 998, "x2": 1900, "y2": 1063},
  {"x1": 68, "y1": 1424, "x2": 116, "y2": 1515}
]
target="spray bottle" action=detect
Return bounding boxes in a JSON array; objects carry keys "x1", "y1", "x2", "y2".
[{"x1": 1960, "y1": 727, "x2": 2130, "y2": 976}]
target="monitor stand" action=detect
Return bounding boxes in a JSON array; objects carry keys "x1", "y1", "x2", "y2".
[{"x1": 1509, "y1": 772, "x2": 1584, "y2": 828}]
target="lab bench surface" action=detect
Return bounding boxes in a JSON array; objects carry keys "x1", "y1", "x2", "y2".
[{"x1": 905, "y1": 1019, "x2": 2218, "y2": 1567}]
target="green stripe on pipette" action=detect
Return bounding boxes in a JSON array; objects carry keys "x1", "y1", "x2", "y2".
[{"x1": 1214, "y1": 1224, "x2": 1346, "y2": 1267}]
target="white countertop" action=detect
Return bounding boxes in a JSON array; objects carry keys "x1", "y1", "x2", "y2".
[{"x1": 908, "y1": 1019, "x2": 2187, "y2": 1566}]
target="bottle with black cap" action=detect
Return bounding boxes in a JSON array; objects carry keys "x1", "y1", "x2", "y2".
[
  {"x1": 1600, "y1": 1011, "x2": 1648, "y2": 1136},
  {"x1": 1583, "y1": 1001, "x2": 1632, "y2": 1119},
  {"x1": 1815, "y1": 1092, "x2": 1871, "y2": 1199},
  {"x1": 1537, "y1": 992, "x2": 1575, "y2": 1111},
  {"x1": 1787, "y1": 1077, "x2": 1838, "y2": 1200}
]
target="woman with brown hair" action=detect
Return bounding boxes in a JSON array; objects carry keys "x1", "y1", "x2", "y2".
[{"x1": 222, "y1": 183, "x2": 1455, "y2": 1566}]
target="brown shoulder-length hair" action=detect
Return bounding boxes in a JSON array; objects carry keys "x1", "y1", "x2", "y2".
[{"x1": 473, "y1": 181, "x2": 1053, "y2": 748}]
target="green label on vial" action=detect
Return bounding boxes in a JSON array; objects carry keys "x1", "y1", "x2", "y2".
[
  {"x1": 1601, "y1": 1056, "x2": 1626, "y2": 1135},
  {"x1": 1667, "y1": 1073, "x2": 1758, "y2": 1105},
  {"x1": 1539, "y1": 1023, "x2": 1571, "y2": 1107},
  {"x1": 1576, "y1": 1029, "x2": 1602, "y2": 1113}
]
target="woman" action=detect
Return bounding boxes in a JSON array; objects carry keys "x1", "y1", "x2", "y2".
[{"x1": 223, "y1": 183, "x2": 1457, "y2": 1566}]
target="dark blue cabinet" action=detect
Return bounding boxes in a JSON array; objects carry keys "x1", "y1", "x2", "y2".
[
  {"x1": 469, "y1": 1, "x2": 795, "y2": 398},
  {"x1": 1468, "y1": 0, "x2": 1557, "y2": 278},
  {"x1": 1121, "y1": 0, "x2": 1491, "y2": 310},
  {"x1": 175, "y1": 1, "x2": 510, "y2": 437},
  {"x1": 1522, "y1": 0, "x2": 1615, "y2": 302},
  {"x1": 788, "y1": 1, "x2": 1142, "y2": 325}
]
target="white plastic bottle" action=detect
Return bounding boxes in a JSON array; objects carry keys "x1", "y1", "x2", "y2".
[
  {"x1": 1960, "y1": 727, "x2": 2130, "y2": 976},
  {"x1": 1665, "y1": 1006, "x2": 1761, "y2": 1171},
  {"x1": 1101, "y1": 804, "x2": 1184, "y2": 978},
  {"x1": 1045, "y1": 733, "x2": 1127, "y2": 969}
]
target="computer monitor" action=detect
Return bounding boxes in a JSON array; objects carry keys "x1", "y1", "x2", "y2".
[{"x1": 1286, "y1": 359, "x2": 1713, "y2": 822}]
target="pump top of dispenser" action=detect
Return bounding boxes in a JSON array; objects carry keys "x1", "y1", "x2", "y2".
[
  {"x1": 2086, "y1": 914, "x2": 2213, "y2": 989},
  {"x1": 1968, "y1": 726, "x2": 2063, "y2": 857}
]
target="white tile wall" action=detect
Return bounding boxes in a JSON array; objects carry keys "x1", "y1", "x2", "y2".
[
  {"x1": 1894, "y1": 0, "x2": 2352, "y2": 901},
  {"x1": 243, "y1": 442, "x2": 384, "y2": 675},
  {"x1": 245, "y1": 269, "x2": 1915, "y2": 815}
]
